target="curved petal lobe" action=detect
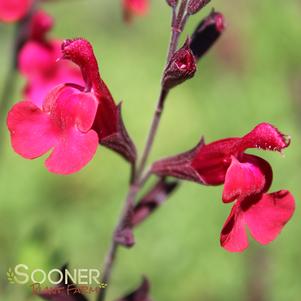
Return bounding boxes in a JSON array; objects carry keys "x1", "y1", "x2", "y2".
[
  {"x1": 45, "y1": 128, "x2": 98, "y2": 175},
  {"x1": 7, "y1": 101, "x2": 57, "y2": 159},
  {"x1": 239, "y1": 123, "x2": 290, "y2": 152},
  {"x1": 222, "y1": 155, "x2": 272, "y2": 203},
  {"x1": 220, "y1": 203, "x2": 249, "y2": 252},
  {"x1": 244, "y1": 190, "x2": 295, "y2": 244}
]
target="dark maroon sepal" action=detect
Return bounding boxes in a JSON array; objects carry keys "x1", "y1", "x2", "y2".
[
  {"x1": 101, "y1": 102, "x2": 137, "y2": 164},
  {"x1": 166, "y1": 0, "x2": 178, "y2": 8},
  {"x1": 38, "y1": 264, "x2": 88, "y2": 301},
  {"x1": 151, "y1": 138, "x2": 205, "y2": 183},
  {"x1": 115, "y1": 277, "x2": 152, "y2": 301},
  {"x1": 162, "y1": 39, "x2": 197, "y2": 90},
  {"x1": 190, "y1": 10, "x2": 225, "y2": 60},
  {"x1": 131, "y1": 178, "x2": 179, "y2": 227},
  {"x1": 187, "y1": 0, "x2": 211, "y2": 15}
]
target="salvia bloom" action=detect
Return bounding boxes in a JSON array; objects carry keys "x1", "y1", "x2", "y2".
[
  {"x1": 18, "y1": 10, "x2": 83, "y2": 107},
  {"x1": 8, "y1": 38, "x2": 136, "y2": 174},
  {"x1": 0, "y1": 0, "x2": 32, "y2": 22},
  {"x1": 122, "y1": 0, "x2": 149, "y2": 22},
  {"x1": 152, "y1": 123, "x2": 295, "y2": 252}
]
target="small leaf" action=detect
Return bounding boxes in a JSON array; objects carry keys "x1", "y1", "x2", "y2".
[{"x1": 115, "y1": 277, "x2": 152, "y2": 301}]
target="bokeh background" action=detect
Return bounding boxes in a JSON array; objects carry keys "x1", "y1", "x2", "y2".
[{"x1": 0, "y1": 0, "x2": 301, "y2": 300}]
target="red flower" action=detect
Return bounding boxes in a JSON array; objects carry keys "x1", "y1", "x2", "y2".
[
  {"x1": 7, "y1": 84, "x2": 99, "y2": 174},
  {"x1": 122, "y1": 0, "x2": 149, "y2": 22},
  {"x1": 0, "y1": 0, "x2": 32, "y2": 22},
  {"x1": 152, "y1": 123, "x2": 295, "y2": 252},
  {"x1": 191, "y1": 123, "x2": 289, "y2": 187},
  {"x1": 18, "y1": 10, "x2": 83, "y2": 107},
  {"x1": 8, "y1": 38, "x2": 136, "y2": 174}
]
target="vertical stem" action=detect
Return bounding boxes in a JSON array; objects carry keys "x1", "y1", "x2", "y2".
[
  {"x1": 136, "y1": 89, "x2": 168, "y2": 178},
  {"x1": 97, "y1": 2, "x2": 189, "y2": 300},
  {"x1": 137, "y1": 0, "x2": 188, "y2": 177},
  {"x1": 97, "y1": 183, "x2": 138, "y2": 301}
]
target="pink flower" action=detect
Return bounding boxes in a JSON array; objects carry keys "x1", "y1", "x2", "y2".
[
  {"x1": 152, "y1": 123, "x2": 295, "y2": 252},
  {"x1": 0, "y1": 0, "x2": 32, "y2": 22},
  {"x1": 8, "y1": 38, "x2": 136, "y2": 174},
  {"x1": 7, "y1": 85, "x2": 99, "y2": 174},
  {"x1": 18, "y1": 11, "x2": 83, "y2": 107},
  {"x1": 122, "y1": 0, "x2": 149, "y2": 22}
]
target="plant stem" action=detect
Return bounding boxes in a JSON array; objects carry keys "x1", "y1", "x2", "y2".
[
  {"x1": 136, "y1": 88, "x2": 169, "y2": 178},
  {"x1": 97, "y1": 183, "x2": 138, "y2": 301},
  {"x1": 97, "y1": 2, "x2": 189, "y2": 300}
]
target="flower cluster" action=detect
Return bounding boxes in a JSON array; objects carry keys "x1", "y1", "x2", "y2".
[
  {"x1": 8, "y1": 38, "x2": 135, "y2": 174},
  {"x1": 152, "y1": 123, "x2": 295, "y2": 251},
  {"x1": 4, "y1": 0, "x2": 296, "y2": 259},
  {"x1": 18, "y1": 10, "x2": 84, "y2": 107},
  {"x1": 3, "y1": 0, "x2": 296, "y2": 300}
]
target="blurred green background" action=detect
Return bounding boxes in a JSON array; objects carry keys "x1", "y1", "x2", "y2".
[{"x1": 0, "y1": 0, "x2": 301, "y2": 300}]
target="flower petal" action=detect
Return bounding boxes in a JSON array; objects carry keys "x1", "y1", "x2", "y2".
[
  {"x1": 19, "y1": 42, "x2": 56, "y2": 79},
  {"x1": 191, "y1": 138, "x2": 240, "y2": 185},
  {"x1": 244, "y1": 190, "x2": 295, "y2": 245},
  {"x1": 7, "y1": 101, "x2": 57, "y2": 159},
  {"x1": 220, "y1": 203, "x2": 249, "y2": 252},
  {"x1": 45, "y1": 128, "x2": 98, "y2": 174},
  {"x1": 0, "y1": 0, "x2": 32, "y2": 22},
  {"x1": 222, "y1": 154, "x2": 272, "y2": 203},
  {"x1": 45, "y1": 85, "x2": 98, "y2": 132},
  {"x1": 123, "y1": 0, "x2": 149, "y2": 22},
  {"x1": 239, "y1": 123, "x2": 290, "y2": 152},
  {"x1": 19, "y1": 41, "x2": 83, "y2": 107}
]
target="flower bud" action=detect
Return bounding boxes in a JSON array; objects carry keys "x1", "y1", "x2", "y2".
[
  {"x1": 162, "y1": 39, "x2": 197, "y2": 90},
  {"x1": 166, "y1": 0, "x2": 178, "y2": 7},
  {"x1": 187, "y1": 0, "x2": 211, "y2": 15},
  {"x1": 190, "y1": 11, "x2": 225, "y2": 60}
]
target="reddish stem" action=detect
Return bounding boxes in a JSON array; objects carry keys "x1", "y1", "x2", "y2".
[{"x1": 97, "y1": 2, "x2": 189, "y2": 301}]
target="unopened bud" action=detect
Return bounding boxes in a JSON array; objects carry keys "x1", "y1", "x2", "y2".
[
  {"x1": 162, "y1": 39, "x2": 197, "y2": 90},
  {"x1": 187, "y1": 0, "x2": 211, "y2": 15},
  {"x1": 190, "y1": 11, "x2": 225, "y2": 60},
  {"x1": 166, "y1": 0, "x2": 178, "y2": 8}
]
